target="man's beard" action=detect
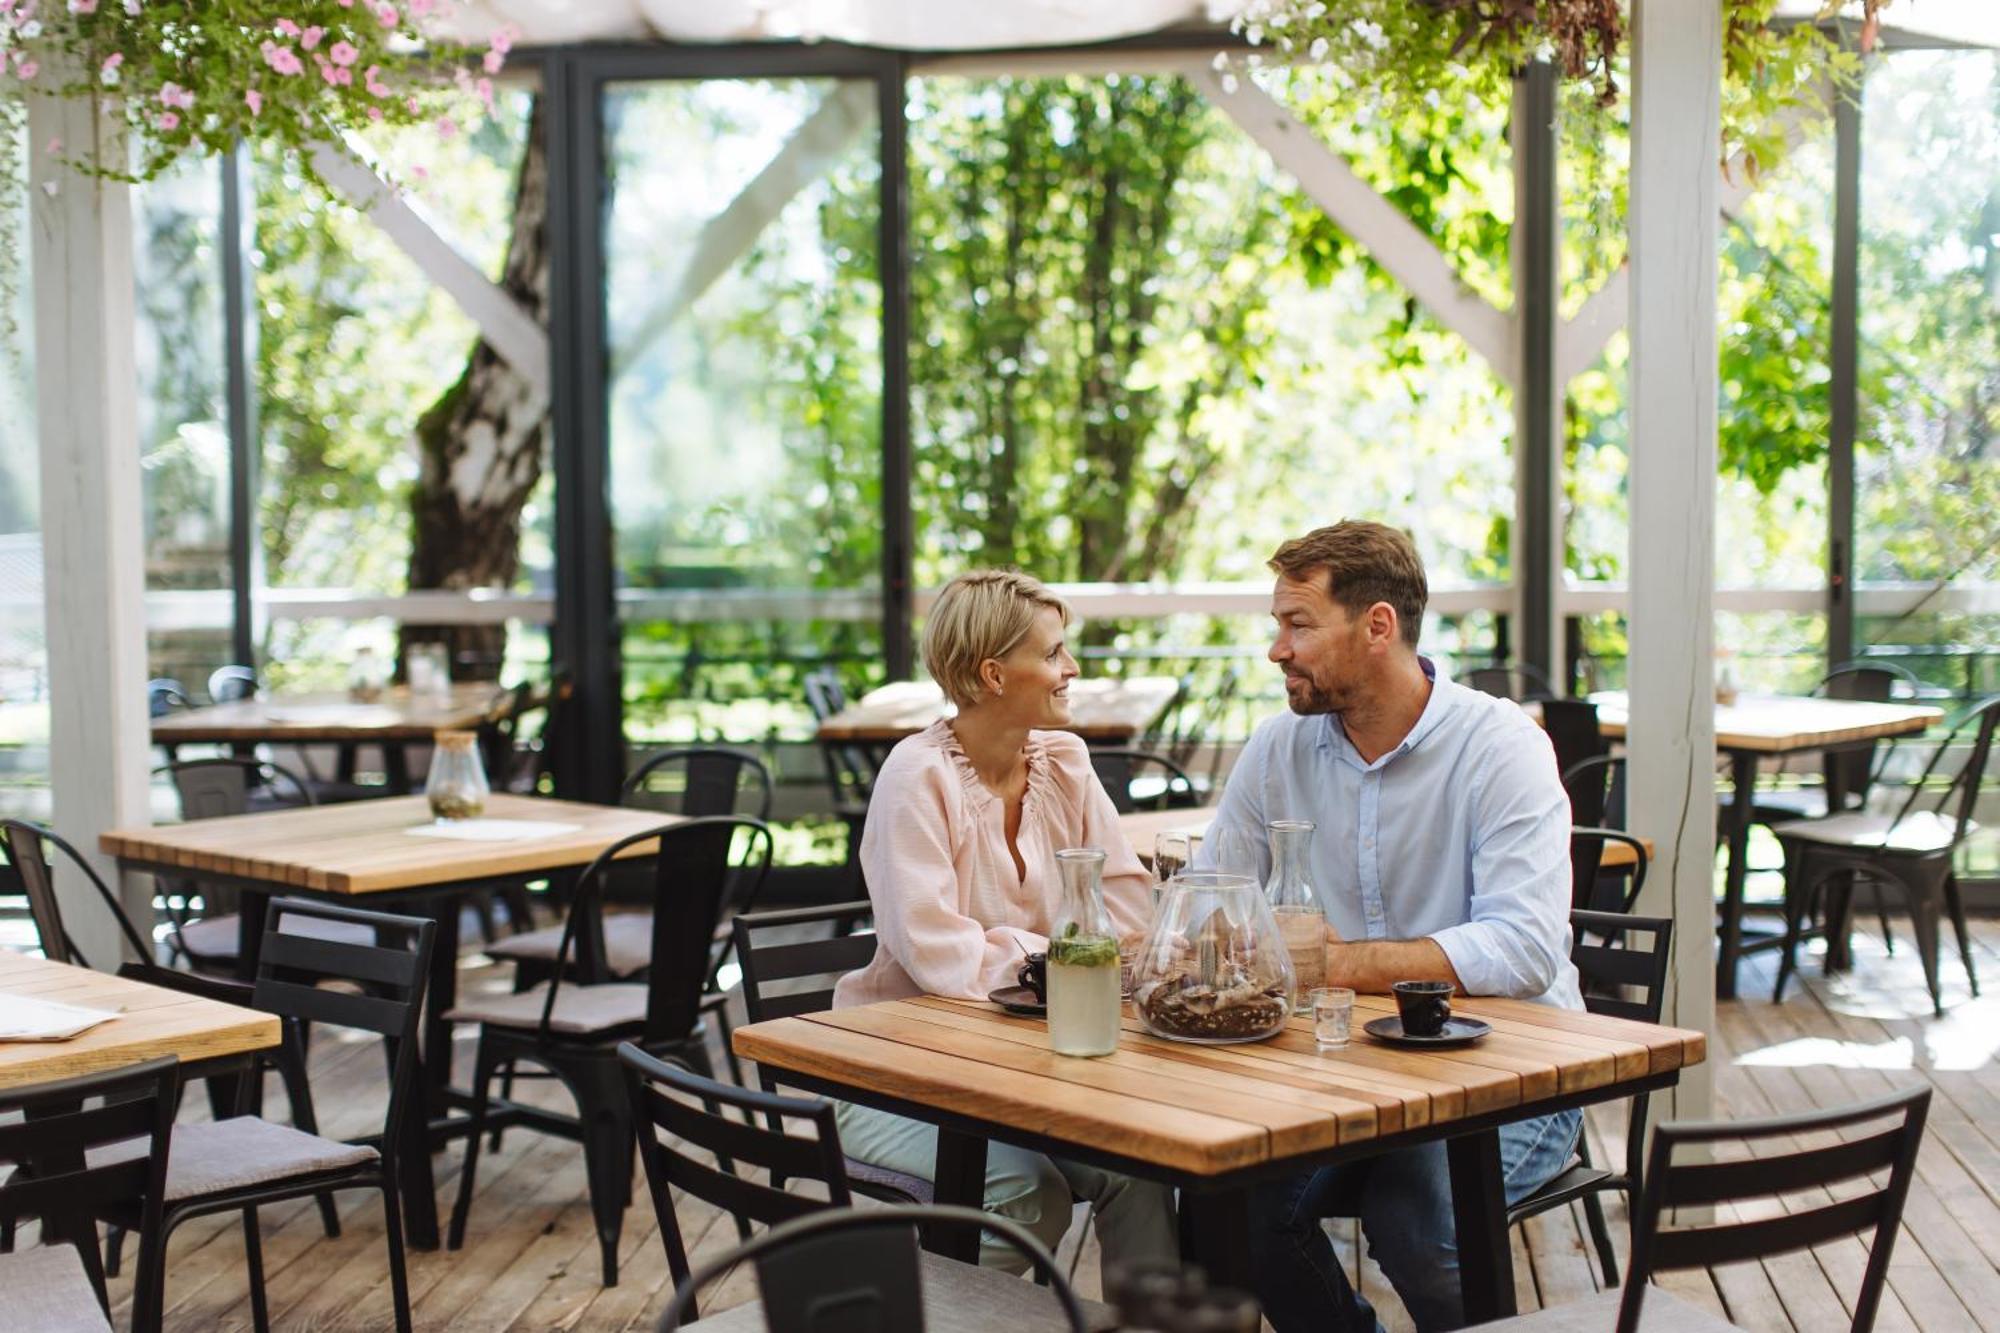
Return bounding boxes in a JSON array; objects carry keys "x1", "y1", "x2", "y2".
[{"x1": 1283, "y1": 669, "x2": 1343, "y2": 715}]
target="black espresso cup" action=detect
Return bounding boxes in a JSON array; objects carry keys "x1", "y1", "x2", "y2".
[
  {"x1": 1392, "y1": 980, "x2": 1455, "y2": 1037},
  {"x1": 1018, "y1": 952, "x2": 1048, "y2": 1003}
]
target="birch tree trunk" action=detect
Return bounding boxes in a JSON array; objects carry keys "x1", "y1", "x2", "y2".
[{"x1": 400, "y1": 98, "x2": 549, "y2": 681}]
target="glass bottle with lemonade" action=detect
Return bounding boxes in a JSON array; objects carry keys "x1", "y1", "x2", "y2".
[
  {"x1": 1265, "y1": 819, "x2": 1325, "y2": 1012},
  {"x1": 1046, "y1": 847, "x2": 1122, "y2": 1057}
]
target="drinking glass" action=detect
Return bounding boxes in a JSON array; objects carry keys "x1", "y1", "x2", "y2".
[
  {"x1": 1152, "y1": 832, "x2": 1191, "y2": 888},
  {"x1": 1310, "y1": 986, "x2": 1354, "y2": 1050},
  {"x1": 1203, "y1": 822, "x2": 1261, "y2": 880}
]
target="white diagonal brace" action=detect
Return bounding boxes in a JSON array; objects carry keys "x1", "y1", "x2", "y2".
[
  {"x1": 1190, "y1": 63, "x2": 1516, "y2": 380},
  {"x1": 612, "y1": 81, "x2": 876, "y2": 376},
  {"x1": 308, "y1": 140, "x2": 550, "y2": 398}
]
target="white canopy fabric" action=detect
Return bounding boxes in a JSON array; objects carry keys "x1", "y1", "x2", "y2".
[{"x1": 437, "y1": 0, "x2": 1236, "y2": 49}]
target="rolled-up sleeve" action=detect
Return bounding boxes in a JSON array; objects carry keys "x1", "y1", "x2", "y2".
[{"x1": 1429, "y1": 727, "x2": 1573, "y2": 999}]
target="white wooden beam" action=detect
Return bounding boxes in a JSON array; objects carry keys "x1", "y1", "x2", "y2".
[
  {"x1": 309, "y1": 141, "x2": 550, "y2": 397},
  {"x1": 1190, "y1": 64, "x2": 1517, "y2": 379},
  {"x1": 612, "y1": 82, "x2": 875, "y2": 376},
  {"x1": 1628, "y1": 0, "x2": 1721, "y2": 1122},
  {"x1": 29, "y1": 86, "x2": 154, "y2": 967}
]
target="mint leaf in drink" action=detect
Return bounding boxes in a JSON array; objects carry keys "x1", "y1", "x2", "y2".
[{"x1": 1049, "y1": 933, "x2": 1119, "y2": 968}]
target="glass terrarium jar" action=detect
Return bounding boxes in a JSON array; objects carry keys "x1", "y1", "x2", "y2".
[
  {"x1": 425, "y1": 729, "x2": 489, "y2": 821},
  {"x1": 1132, "y1": 871, "x2": 1295, "y2": 1045}
]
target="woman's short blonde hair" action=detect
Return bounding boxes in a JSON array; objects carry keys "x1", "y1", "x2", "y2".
[{"x1": 922, "y1": 570, "x2": 1072, "y2": 708}]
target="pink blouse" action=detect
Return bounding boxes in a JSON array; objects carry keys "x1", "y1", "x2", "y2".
[{"x1": 832, "y1": 720, "x2": 1156, "y2": 1007}]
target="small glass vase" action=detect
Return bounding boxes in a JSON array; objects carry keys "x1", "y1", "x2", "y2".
[
  {"x1": 1265, "y1": 819, "x2": 1325, "y2": 1013},
  {"x1": 348, "y1": 645, "x2": 387, "y2": 703},
  {"x1": 1047, "y1": 848, "x2": 1122, "y2": 1058},
  {"x1": 1132, "y1": 871, "x2": 1294, "y2": 1045},
  {"x1": 426, "y1": 729, "x2": 489, "y2": 821}
]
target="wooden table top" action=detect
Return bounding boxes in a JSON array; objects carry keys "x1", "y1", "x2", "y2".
[
  {"x1": 150, "y1": 683, "x2": 504, "y2": 743},
  {"x1": 0, "y1": 950, "x2": 279, "y2": 1091},
  {"x1": 1579, "y1": 692, "x2": 1942, "y2": 755},
  {"x1": 101, "y1": 794, "x2": 682, "y2": 895},
  {"x1": 1116, "y1": 806, "x2": 1648, "y2": 870},
  {"x1": 735, "y1": 995, "x2": 1703, "y2": 1177},
  {"x1": 815, "y1": 676, "x2": 1181, "y2": 745}
]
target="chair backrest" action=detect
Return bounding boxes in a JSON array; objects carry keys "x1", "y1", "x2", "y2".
[
  {"x1": 542, "y1": 817, "x2": 774, "y2": 1042},
  {"x1": 1816, "y1": 663, "x2": 1907, "y2": 805},
  {"x1": 252, "y1": 897, "x2": 435, "y2": 1167},
  {"x1": 1088, "y1": 748, "x2": 1198, "y2": 815},
  {"x1": 625, "y1": 746, "x2": 774, "y2": 820},
  {"x1": 619, "y1": 1043, "x2": 853, "y2": 1310},
  {"x1": 1467, "y1": 661, "x2": 1558, "y2": 703},
  {"x1": 0, "y1": 819, "x2": 156, "y2": 967},
  {"x1": 1568, "y1": 827, "x2": 1649, "y2": 914},
  {"x1": 657, "y1": 1201, "x2": 1089, "y2": 1333},
  {"x1": 734, "y1": 901, "x2": 879, "y2": 1024},
  {"x1": 1619, "y1": 1084, "x2": 1931, "y2": 1333},
  {"x1": 1571, "y1": 908, "x2": 1673, "y2": 1191},
  {"x1": 0, "y1": 1056, "x2": 179, "y2": 1313},
  {"x1": 1887, "y1": 693, "x2": 2000, "y2": 847},
  {"x1": 1562, "y1": 753, "x2": 1626, "y2": 830},
  {"x1": 475, "y1": 681, "x2": 539, "y2": 786},
  {"x1": 157, "y1": 756, "x2": 316, "y2": 821},
  {"x1": 147, "y1": 677, "x2": 191, "y2": 718},
  {"x1": 1541, "y1": 698, "x2": 1608, "y2": 788},
  {"x1": 801, "y1": 667, "x2": 848, "y2": 722},
  {"x1": 207, "y1": 664, "x2": 260, "y2": 703}
]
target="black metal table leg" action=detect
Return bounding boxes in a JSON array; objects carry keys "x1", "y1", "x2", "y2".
[
  {"x1": 234, "y1": 889, "x2": 270, "y2": 983},
  {"x1": 1447, "y1": 1129, "x2": 1515, "y2": 1324},
  {"x1": 1717, "y1": 748, "x2": 1759, "y2": 1000},
  {"x1": 925, "y1": 1128, "x2": 988, "y2": 1263},
  {"x1": 1182, "y1": 1186, "x2": 1256, "y2": 1292}
]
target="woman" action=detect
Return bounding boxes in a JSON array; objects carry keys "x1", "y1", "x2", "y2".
[{"x1": 832, "y1": 569, "x2": 1178, "y2": 1271}]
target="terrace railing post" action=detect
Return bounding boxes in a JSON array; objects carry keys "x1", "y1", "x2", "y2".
[
  {"x1": 879, "y1": 55, "x2": 915, "y2": 681},
  {"x1": 1511, "y1": 58, "x2": 1564, "y2": 692},
  {"x1": 1828, "y1": 61, "x2": 1862, "y2": 679}
]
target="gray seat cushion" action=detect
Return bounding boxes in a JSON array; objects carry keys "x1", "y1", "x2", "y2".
[
  {"x1": 685, "y1": 1249, "x2": 1118, "y2": 1330},
  {"x1": 443, "y1": 982, "x2": 649, "y2": 1035},
  {"x1": 0, "y1": 1244, "x2": 112, "y2": 1332},
  {"x1": 1468, "y1": 1287, "x2": 1744, "y2": 1331},
  {"x1": 94, "y1": 1116, "x2": 378, "y2": 1201},
  {"x1": 1770, "y1": 809, "x2": 1963, "y2": 855},
  {"x1": 484, "y1": 913, "x2": 654, "y2": 977},
  {"x1": 175, "y1": 912, "x2": 380, "y2": 960}
]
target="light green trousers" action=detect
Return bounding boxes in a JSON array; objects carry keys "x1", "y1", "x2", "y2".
[{"x1": 834, "y1": 1101, "x2": 1181, "y2": 1274}]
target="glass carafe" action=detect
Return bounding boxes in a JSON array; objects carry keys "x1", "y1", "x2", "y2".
[
  {"x1": 425, "y1": 729, "x2": 490, "y2": 821},
  {"x1": 1132, "y1": 872, "x2": 1294, "y2": 1044},
  {"x1": 1047, "y1": 848, "x2": 1121, "y2": 1057},
  {"x1": 1265, "y1": 819, "x2": 1325, "y2": 1012}
]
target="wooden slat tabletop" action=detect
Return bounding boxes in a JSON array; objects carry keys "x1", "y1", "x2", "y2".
[
  {"x1": 734, "y1": 994, "x2": 1703, "y2": 1177},
  {"x1": 1580, "y1": 692, "x2": 1941, "y2": 755},
  {"x1": 150, "y1": 682, "x2": 503, "y2": 743},
  {"x1": 814, "y1": 676, "x2": 1181, "y2": 745},
  {"x1": 1116, "y1": 806, "x2": 1649, "y2": 870},
  {"x1": 100, "y1": 794, "x2": 683, "y2": 894},
  {"x1": 0, "y1": 950, "x2": 279, "y2": 1090}
]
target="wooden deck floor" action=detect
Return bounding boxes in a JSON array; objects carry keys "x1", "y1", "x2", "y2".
[{"x1": 79, "y1": 915, "x2": 2000, "y2": 1331}]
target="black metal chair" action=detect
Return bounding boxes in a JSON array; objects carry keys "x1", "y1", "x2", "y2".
[
  {"x1": 1541, "y1": 698, "x2": 1608, "y2": 791},
  {"x1": 1087, "y1": 748, "x2": 1200, "y2": 814},
  {"x1": 1472, "y1": 1083, "x2": 1931, "y2": 1333},
  {"x1": 1505, "y1": 909, "x2": 1673, "y2": 1289},
  {"x1": 114, "y1": 898, "x2": 434, "y2": 1333},
  {"x1": 625, "y1": 746, "x2": 775, "y2": 820},
  {"x1": 445, "y1": 816, "x2": 775, "y2": 1284},
  {"x1": 804, "y1": 667, "x2": 874, "y2": 875},
  {"x1": 1771, "y1": 694, "x2": 2000, "y2": 1014},
  {"x1": 1749, "y1": 661, "x2": 1923, "y2": 828},
  {"x1": 1467, "y1": 661, "x2": 1559, "y2": 703},
  {"x1": 0, "y1": 1057, "x2": 179, "y2": 1333},
  {"x1": 732, "y1": 901, "x2": 932, "y2": 1207},
  {"x1": 147, "y1": 678, "x2": 191, "y2": 717},
  {"x1": 1562, "y1": 754, "x2": 1626, "y2": 831},
  {"x1": 1569, "y1": 827, "x2": 1649, "y2": 916},
  {"x1": 621, "y1": 1046, "x2": 1093, "y2": 1333},
  {"x1": 207, "y1": 664, "x2": 260, "y2": 703}
]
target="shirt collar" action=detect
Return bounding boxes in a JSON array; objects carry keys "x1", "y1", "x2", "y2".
[{"x1": 1323, "y1": 656, "x2": 1458, "y2": 771}]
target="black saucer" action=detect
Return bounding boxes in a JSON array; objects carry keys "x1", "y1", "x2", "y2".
[
  {"x1": 1363, "y1": 1015, "x2": 1491, "y2": 1048},
  {"x1": 987, "y1": 985, "x2": 1046, "y2": 1016}
]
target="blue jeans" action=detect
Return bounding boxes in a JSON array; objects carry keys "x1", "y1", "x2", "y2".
[{"x1": 1250, "y1": 1109, "x2": 1581, "y2": 1333}]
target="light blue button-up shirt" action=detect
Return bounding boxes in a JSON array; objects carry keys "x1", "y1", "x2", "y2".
[{"x1": 1197, "y1": 660, "x2": 1582, "y2": 1010}]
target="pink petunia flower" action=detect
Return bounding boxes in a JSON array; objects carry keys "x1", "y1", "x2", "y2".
[
  {"x1": 245, "y1": 88, "x2": 262, "y2": 114},
  {"x1": 274, "y1": 17, "x2": 298, "y2": 35},
  {"x1": 374, "y1": 1, "x2": 398, "y2": 27},
  {"x1": 328, "y1": 39, "x2": 358, "y2": 66},
  {"x1": 482, "y1": 49, "x2": 503, "y2": 74},
  {"x1": 367, "y1": 105, "x2": 382, "y2": 121},
  {"x1": 435, "y1": 115, "x2": 457, "y2": 139},
  {"x1": 488, "y1": 23, "x2": 517, "y2": 54},
  {"x1": 14, "y1": 59, "x2": 37, "y2": 80},
  {"x1": 475, "y1": 76, "x2": 493, "y2": 109},
  {"x1": 68, "y1": 0, "x2": 97, "y2": 13},
  {"x1": 156, "y1": 110, "x2": 178, "y2": 130},
  {"x1": 300, "y1": 24, "x2": 322, "y2": 49},
  {"x1": 364, "y1": 66, "x2": 390, "y2": 97}
]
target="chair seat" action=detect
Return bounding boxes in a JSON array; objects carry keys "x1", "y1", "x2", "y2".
[
  {"x1": 1736, "y1": 786, "x2": 1830, "y2": 823},
  {"x1": 175, "y1": 912, "x2": 379, "y2": 961},
  {"x1": 683, "y1": 1248, "x2": 1119, "y2": 1330},
  {"x1": 444, "y1": 982, "x2": 650, "y2": 1035},
  {"x1": 0, "y1": 1243, "x2": 113, "y2": 1332},
  {"x1": 1468, "y1": 1286, "x2": 1743, "y2": 1331},
  {"x1": 1770, "y1": 809, "x2": 1964, "y2": 855},
  {"x1": 485, "y1": 913, "x2": 654, "y2": 977},
  {"x1": 1508, "y1": 1159, "x2": 1613, "y2": 1219},
  {"x1": 95, "y1": 1116, "x2": 377, "y2": 1202}
]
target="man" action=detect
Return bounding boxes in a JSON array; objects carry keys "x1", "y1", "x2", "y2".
[{"x1": 1199, "y1": 520, "x2": 1582, "y2": 1333}]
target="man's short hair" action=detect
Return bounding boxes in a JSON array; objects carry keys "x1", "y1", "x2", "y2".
[
  {"x1": 922, "y1": 569, "x2": 1073, "y2": 708},
  {"x1": 1268, "y1": 521, "x2": 1428, "y2": 648}
]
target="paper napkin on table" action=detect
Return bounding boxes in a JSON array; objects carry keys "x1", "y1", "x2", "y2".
[{"x1": 0, "y1": 993, "x2": 121, "y2": 1042}]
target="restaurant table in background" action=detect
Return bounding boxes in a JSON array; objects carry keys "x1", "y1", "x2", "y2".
[
  {"x1": 149, "y1": 683, "x2": 504, "y2": 793},
  {"x1": 815, "y1": 676, "x2": 1181, "y2": 766},
  {"x1": 735, "y1": 993, "x2": 1704, "y2": 1324},
  {"x1": 1582, "y1": 692, "x2": 1942, "y2": 998},
  {"x1": 1115, "y1": 806, "x2": 1649, "y2": 872},
  {"x1": 101, "y1": 792, "x2": 680, "y2": 1247},
  {"x1": 0, "y1": 948, "x2": 279, "y2": 1090}
]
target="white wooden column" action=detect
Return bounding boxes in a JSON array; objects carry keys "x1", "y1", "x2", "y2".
[
  {"x1": 1628, "y1": 0, "x2": 1721, "y2": 1119},
  {"x1": 29, "y1": 89, "x2": 154, "y2": 966}
]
